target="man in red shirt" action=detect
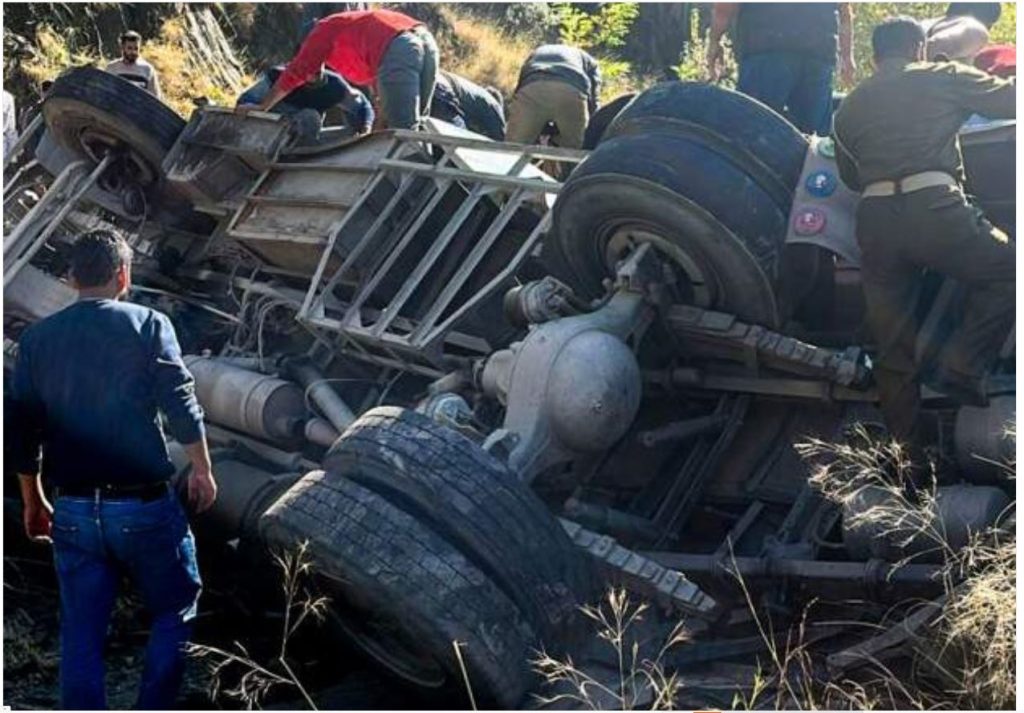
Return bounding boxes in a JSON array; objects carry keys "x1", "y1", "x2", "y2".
[
  {"x1": 239, "y1": 9, "x2": 438, "y2": 130},
  {"x1": 974, "y1": 45, "x2": 1015, "y2": 78}
]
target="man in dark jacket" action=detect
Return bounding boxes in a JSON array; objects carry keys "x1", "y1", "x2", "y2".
[
  {"x1": 707, "y1": 3, "x2": 855, "y2": 135},
  {"x1": 237, "y1": 65, "x2": 375, "y2": 135},
  {"x1": 430, "y1": 70, "x2": 506, "y2": 140},
  {"x1": 11, "y1": 230, "x2": 217, "y2": 709},
  {"x1": 832, "y1": 17, "x2": 1015, "y2": 451},
  {"x1": 506, "y1": 44, "x2": 602, "y2": 148}
]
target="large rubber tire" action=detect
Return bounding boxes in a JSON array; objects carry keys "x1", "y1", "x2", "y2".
[
  {"x1": 260, "y1": 471, "x2": 537, "y2": 708},
  {"x1": 44, "y1": 67, "x2": 183, "y2": 170},
  {"x1": 323, "y1": 407, "x2": 594, "y2": 647},
  {"x1": 602, "y1": 82, "x2": 809, "y2": 208},
  {"x1": 553, "y1": 131, "x2": 789, "y2": 326},
  {"x1": 582, "y1": 93, "x2": 636, "y2": 150},
  {"x1": 39, "y1": 67, "x2": 210, "y2": 231}
]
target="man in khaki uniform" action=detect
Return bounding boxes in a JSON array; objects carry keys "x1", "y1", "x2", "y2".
[
  {"x1": 832, "y1": 17, "x2": 1015, "y2": 450},
  {"x1": 506, "y1": 44, "x2": 601, "y2": 149}
]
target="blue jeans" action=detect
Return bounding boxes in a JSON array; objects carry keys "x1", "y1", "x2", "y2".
[
  {"x1": 51, "y1": 491, "x2": 202, "y2": 710},
  {"x1": 737, "y1": 51, "x2": 835, "y2": 136}
]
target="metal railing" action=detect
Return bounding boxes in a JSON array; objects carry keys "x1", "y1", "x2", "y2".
[{"x1": 294, "y1": 124, "x2": 587, "y2": 374}]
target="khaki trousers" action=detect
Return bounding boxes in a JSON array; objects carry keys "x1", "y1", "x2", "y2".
[
  {"x1": 856, "y1": 185, "x2": 1015, "y2": 445},
  {"x1": 505, "y1": 79, "x2": 589, "y2": 148}
]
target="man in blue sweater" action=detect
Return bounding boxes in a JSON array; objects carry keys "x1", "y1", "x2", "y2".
[
  {"x1": 11, "y1": 230, "x2": 217, "y2": 709},
  {"x1": 237, "y1": 64, "x2": 375, "y2": 136}
]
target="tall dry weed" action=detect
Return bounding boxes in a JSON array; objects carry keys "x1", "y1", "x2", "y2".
[{"x1": 532, "y1": 588, "x2": 689, "y2": 710}]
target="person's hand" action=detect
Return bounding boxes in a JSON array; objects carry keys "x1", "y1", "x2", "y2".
[
  {"x1": 188, "y1": 468, "x2": 217, "y2": 513},
  {"x1": 23, "y1": 499, "x2": 53, "y2": 544},
  {"x1": 234, "y1": 103, "x2": 258, "y2": 116},
  {"x1": 839, "y1": 52, "x2": 857, "y2": 88},
  {"x1": 706, "y1": 38, "x2": 724, "y2": 82}
]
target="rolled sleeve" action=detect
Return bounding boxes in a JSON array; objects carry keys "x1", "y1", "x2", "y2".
[
  {"x1": 343, "y1": 90, "x2": 375, "y2": 130},
  {"x1": 10, "y1": 335, "x2": 44, "y2": 475},
  {"x1": 276, "y1": 25, "x2": 334, "y2": 95},
  {"x1": 149, "y1": 314, "x2": 205, "y2": 445}
]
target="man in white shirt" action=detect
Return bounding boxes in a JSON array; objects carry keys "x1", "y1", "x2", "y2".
[
  {"x1": 3, "y1": 89, "x2": 16, "y2": 158},
  {"x1": 104, "y1": 30, "x2": 161, "y2": 98}
]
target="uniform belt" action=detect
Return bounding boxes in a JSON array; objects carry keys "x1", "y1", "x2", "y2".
[
  {"x1": 54, "y1": 481, "x2": 171, "y2": 502},
  {"x1": 862, "y1": 171, "x2": 958, "y2": 197}
]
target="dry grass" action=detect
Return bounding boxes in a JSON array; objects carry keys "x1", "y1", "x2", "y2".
[
  {"x1": 536, "y1": 423, "x2": 1015, "y2": 711},
  {"x1": 143, "y1": 17, "x2": 251, "y2": 117},
  {"x1": 435, "y1": 6, "x2": 535, "y2": 101},
  {"x1": 187, "y1": 541, "x2": 329, "y2": 710},
  {"x1": 794, "y1": 425, "x2": 1016, "y2": 710},
  {"x1": 929, "y1": 538, "x2": 1015, "y2": 708},
  {"x1": 19, "y1": 16, "x2": 251, "y2": 118},
  {"x1": 19, "y1": 25, "x2": 98, "y2": 87},
  {"x1": 532, "y1": 588, "x2": 689, "y2": 710}
]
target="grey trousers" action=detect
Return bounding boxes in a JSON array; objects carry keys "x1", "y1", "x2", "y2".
[{"x1": 377, "y1": 27, "x2": 439, "y2": 130}]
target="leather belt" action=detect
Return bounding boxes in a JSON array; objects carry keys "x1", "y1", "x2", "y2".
[
  {"x1": 862, "y1": 171, "x2": 958, "y2": 197},
  {"x1": 54, "y1": 481, "x2": 171, "y2": 502}
]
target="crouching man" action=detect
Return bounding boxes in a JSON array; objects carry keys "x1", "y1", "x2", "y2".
[{"x1": 11, "y1": 230, "x2": 217, "y2": 709}]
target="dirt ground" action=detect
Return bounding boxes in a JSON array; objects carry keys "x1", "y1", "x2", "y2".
[{"x1": 2, "y1": 534, "x2": 459, "y2": 711}]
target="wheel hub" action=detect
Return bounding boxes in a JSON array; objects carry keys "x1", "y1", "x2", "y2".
[
  {"x1": 605, "y1": 226, "x2": 716, "y2": 308},
  {"x1": 78, "y1": 129, "x2": 152, "y2": 217}
]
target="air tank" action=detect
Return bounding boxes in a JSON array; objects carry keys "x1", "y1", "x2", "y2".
[{"x1": 184, "y1": 356, "x2": 306, "y2": 443}]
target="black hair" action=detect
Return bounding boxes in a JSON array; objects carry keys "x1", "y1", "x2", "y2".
[
  {"x1": 120, "y1": 30, "x2": 142, "y2": 44},
  {"x1": 945, "y1": 2, "x2": 1001, "y2": 28},
  {"x1": 69, "y1": 230, "x2": 133, "y2": 287},
  {"x1": 872, "y1": 16, "x2": 927, "y2": 61}
]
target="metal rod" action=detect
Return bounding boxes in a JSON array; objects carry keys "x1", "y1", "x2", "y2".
[
  {"x1": 4, "y1": 158, "x2": 42, "y2": 198},
  {"x1": 378, "y1": 159, "x2": 563, "y2": 193},
  {"x1": 289, "y1": 361, "x2": 356, "y2": 433},
  {"x1": 268, "y1": 163, "x2": 377, "y2": 173},
  {"x1": 411, "y1": 189, "x2": 527, "y2": 344},
  {"x1": 370, "y1": 188, "x2": 485, "y2": 337},
  {"x1": 4, "y1": 155, "x2": 112, "y2": 287},
  {"x1": 244, "y1": 194, "x2": 354, "y2": 210},
  {"x1": 342, "y1": 178, "x2": 453, "y2": 325},
  {"x1": 297, "y1": 137, "x2": 403, "y2": 322},
  {"x1": 662, "y1": 368, "x2": 880, "y2": 402},
  {"x1": 423, "y1": 211, "x2": 552, "y2": 347},
  {"x1": 642, "y1": 551, "x2": 943, "y2": 586},
  {"x1": 301, "y1": 170, "x2": 416, "y2": 323},
  {"x1": 391, "y1": 128, "x2": 589, "y2": 162},
  {"x1": 2, "y1": 112, "x2": 44, "y2": 175}
]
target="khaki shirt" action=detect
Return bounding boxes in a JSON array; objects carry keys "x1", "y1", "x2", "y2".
[{"x1": 832, "y1": 58, "x2": 1015, "y2": 190}]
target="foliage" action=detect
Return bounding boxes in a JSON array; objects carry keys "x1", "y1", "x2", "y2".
[
  {"x1": 796, "y1": 424, "x2": 1016, "y2": 710},
  {"x1": 19, "y1": 25, "x2": 99, "y2": 87},
  {"x1": 533, "y1": 588, "x2": 689, "y2": 710},
  {"x1": 187, "y1": 542, "x2": 329, "y2": 710},
  {"x1": 672, "y1": 6, "x2": 737, "y2": 89},
  {"x1": 15, "y1": 13, "x2": 250, "y2": 118},
  {"x1": 555, "y1": 3, "x2": 639, "y2": 53},
  {"x1": 435, "y1": 6, "x2": 536, "y2": 102},
  {"x1": 552, "y1": 3, "x2": 654, "y2": 103}
]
